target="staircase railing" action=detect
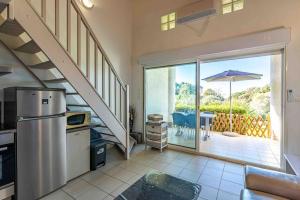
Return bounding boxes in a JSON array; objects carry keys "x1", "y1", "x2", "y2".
[{"x1": 26, "y1": 0, "x2": 129, "y2": 132}]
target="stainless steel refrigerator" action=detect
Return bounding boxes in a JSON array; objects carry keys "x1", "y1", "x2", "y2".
[{"x1": 4, "y1": 87, "x2": 67, "y2": 200}]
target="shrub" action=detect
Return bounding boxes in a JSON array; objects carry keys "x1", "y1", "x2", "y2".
[
  {"x1": 175, "y1": 103, "x2": 195, "y2": 112},
  {"x1": 175, "y1": 103, "x2": 248, "y2": 114},
  {"x1": 200, "y1": 104, "x2": 247, "y2": 114}
]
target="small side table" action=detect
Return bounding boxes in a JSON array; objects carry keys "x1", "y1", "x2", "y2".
[{"x1": 145, "y1": 122, "x2": 168, "y2": 152}]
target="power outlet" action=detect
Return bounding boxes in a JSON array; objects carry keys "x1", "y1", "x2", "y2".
[{"x1": 287, "y1": 89, "x2": 294, "y2": 102}]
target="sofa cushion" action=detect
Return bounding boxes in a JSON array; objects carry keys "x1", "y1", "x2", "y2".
[
  {"x1": 240, "y1": 189, "x2": 289, "y2": 200},
  {"x1": 245, "y1": 166, "x2": 300, "y2": 200}
]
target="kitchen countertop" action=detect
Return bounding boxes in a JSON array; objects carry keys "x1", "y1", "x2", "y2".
[
  {"x1": 67, "y1": 125, "x2": 91, "y2": 133},
  {"x1": 66, "y1": 124, "x2": 102, "y2": 133},
  {"x1": 0, "y1": 183, "x2": 14, "y2": 200},
  {"x1": 0, "y1": 124, "x2": 16, "y2": 135}
]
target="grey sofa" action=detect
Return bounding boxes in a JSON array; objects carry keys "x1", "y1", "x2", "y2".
[{"x1": 241, "y1": 166, "x2": 300, "y2": 200}]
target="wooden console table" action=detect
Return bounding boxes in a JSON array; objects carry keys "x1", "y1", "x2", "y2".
[{"x1": 284, "y1": 154, "x2": 300, "y2": 176}]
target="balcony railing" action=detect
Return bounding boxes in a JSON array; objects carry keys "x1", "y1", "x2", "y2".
[{"x1": 212, "y1": 113, "x2": 271, "y2": 138}]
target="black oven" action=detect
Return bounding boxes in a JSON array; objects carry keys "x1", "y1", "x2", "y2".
[{"x1": 0, "y1": 133, "x2": 15, "y2": 187}]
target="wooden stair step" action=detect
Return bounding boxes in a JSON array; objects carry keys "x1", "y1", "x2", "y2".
[
  {"x1": 0, "y1": 20, "x2": 24, "y2": 36},
  {"x1": 43, "y1": 78, "x2": 67, "y2": 84},
  {"x1": 100, "y1": 134, "x2": 122, "y2": 145},
  {"x1": 66, "y1": 92, "x2": 79, "y2": 95},
  {"x1": 67, "y1": 104, "x2": 90, "y2": 107},
  {"x1": 15, "y1": 40, "x2": 41, "y2": 54},
  {"x1": 0, "y1": 3, "x2": 7, "y2": 13},
  {"x1": 29, "y1": 61, "x2": 56, "y2": 69}
]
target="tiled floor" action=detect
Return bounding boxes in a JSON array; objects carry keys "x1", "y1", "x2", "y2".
[
  {"x1": 169, "y1": 128, "x2": 281, "y2": 168},
  {"x1": 43, "y1": 145, "x2": 245, "y2": 200}
]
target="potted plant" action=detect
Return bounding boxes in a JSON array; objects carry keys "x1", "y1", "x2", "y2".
[{"x1": 129, "y1": 105, "x2": 135, "y2": 133}]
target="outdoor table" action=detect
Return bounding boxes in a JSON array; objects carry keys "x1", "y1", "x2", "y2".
[
  {"x1": 173, "y1": 112, "x2": 214, "y2": 140},
  {"x1": 200, "y1": 113, "x2": 214, "y2": 141}
]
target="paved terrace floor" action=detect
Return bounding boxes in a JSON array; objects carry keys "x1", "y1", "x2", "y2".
[
  {"x1": 43, "y1": 145, "x2": 245, "y2": 200},
  {"x1": 168, "y1": 128, "x2": 281, "y2": 168}
]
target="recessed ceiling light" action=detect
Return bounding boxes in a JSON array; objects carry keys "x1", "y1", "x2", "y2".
[{"x1": 81, "y1": 0, "x2": 94, "y2": 9}]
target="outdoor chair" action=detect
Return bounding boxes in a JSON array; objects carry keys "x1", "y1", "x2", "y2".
[
  {"x1": 200, "y1": 116, "x2": 206, "y2": 138},
  {"x1": 172, "y1": 112, "x2": 186, "y2": 136},
  {"x1": 186, "y1": 113, "x2": 196, "y2": 139},
  {"x1": 203, "y1": 111, "x2": 214, "y2": 138}
]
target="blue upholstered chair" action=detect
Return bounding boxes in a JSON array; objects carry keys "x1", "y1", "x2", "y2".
[
  {"x1": 186, "y1": 113, "x2": 196, "y2": 129},
  {"x1": 172, "y1": 112, "x2": 186, "y2": 136},
  {"x1": 185, "y1": 113, "x2": 196, "y2": 139}
]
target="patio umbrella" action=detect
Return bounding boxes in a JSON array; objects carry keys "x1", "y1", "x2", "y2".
[{"x1": 202, "y1": 70, "x2": 262, "y2": 136}]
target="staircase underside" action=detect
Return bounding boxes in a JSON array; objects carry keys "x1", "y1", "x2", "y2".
[{"x1": 0, "y1": 1, "x2": 136, "y2": 155}]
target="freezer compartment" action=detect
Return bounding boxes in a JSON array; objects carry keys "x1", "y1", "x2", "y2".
[
  {"x1": 16, "y1": 116, "x2": 67, "y2": 200},
  {"x1": 17, "y1": 89, "x2": 65, "y2": 117}
]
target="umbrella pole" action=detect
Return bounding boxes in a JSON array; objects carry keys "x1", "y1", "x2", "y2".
[{"x1": 230, "y1": 80, "x2": 232, "y2": 133}]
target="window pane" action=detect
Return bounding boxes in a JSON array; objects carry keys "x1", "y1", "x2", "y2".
[
  {"x1": 161, "y1": 15, "x2": 168, "y2": 24},
  {"x1": 223, "y1": 4, "x2": 232, "y2": 14},
  {"x1": 169, "y1": 21, "x2": 176, "y2": 30},
  {"x1": 169, "y1": 12, "x2": 176, "y2": 21},
  {"x1": 145, "y1": 64, "x2": 197, "y2": 149},
  {"x1": 161, "y1": 23, "x2": 168, "y2": 31},
  {"x1": 233, "y1": 0, "x2": 244, "y2": 11}
]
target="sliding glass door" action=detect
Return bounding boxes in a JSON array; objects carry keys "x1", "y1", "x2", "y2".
[
  {"x1": 144, "y1": 51, "x2": 284, "y2": 168},
  {"x1": 144, "y1": 63, "x2": 197, "y2": 149},
  {"x1": 198, "y1": 52, "x2": 284, "y2": 168}
]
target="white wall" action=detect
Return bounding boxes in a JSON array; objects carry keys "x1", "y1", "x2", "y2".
[
  {"x1": 73, "y1": 0, "x2": 133, "y2": 87},
  {"x1": 132, "y1": 0, "x2": 300, "y2": 155}
]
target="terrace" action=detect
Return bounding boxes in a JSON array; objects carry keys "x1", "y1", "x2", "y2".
[{"x1": 168, "y1": 114, "x2": 280, "y2": 168}]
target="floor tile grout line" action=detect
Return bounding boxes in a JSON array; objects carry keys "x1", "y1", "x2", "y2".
[
  {"x1": 61, "y1": 189, "x2": 77, "y2": 200},
  {"x1": 215, "y1": 165, "x2": 226, "y2": 200},
  {"x1": 79, "y1": 178, "x2": 112, "y2": 198}
]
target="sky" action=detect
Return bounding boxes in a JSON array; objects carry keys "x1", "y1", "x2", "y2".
[{"x1": 175, "y1": 55, "x2": 271, "y2": 98}]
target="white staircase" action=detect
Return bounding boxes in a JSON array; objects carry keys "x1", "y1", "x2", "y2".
[{"x1": 0, "y1": 0, "x2": 135, "y2": 158}]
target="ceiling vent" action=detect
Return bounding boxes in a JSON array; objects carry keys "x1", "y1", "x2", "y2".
[{"x1": 176, "y1": 0, "x2": 216, "y2": 24}]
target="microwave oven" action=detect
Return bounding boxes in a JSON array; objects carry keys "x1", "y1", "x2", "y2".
[{"x1": 66, "y1": 112, "x2": 91, "y2": 129}]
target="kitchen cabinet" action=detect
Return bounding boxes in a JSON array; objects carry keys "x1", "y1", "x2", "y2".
[{"x1": 67, "y1": 128, "x2": 90, "y2": 181}]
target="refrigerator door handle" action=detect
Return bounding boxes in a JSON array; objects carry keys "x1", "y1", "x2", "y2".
[{"x1": 18, "y1": 113, "x2": 66, "y2": 121}]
